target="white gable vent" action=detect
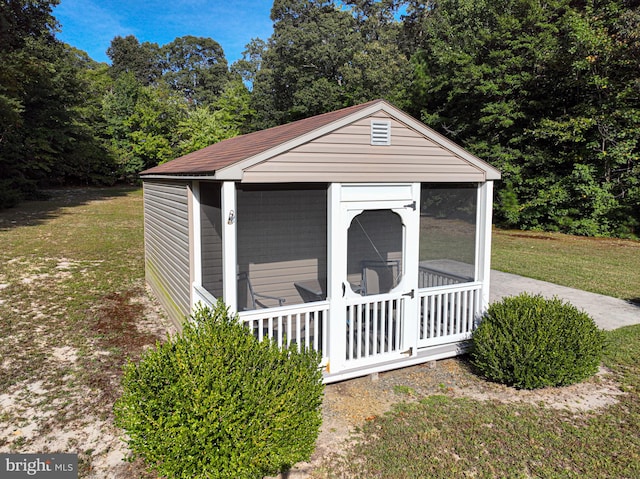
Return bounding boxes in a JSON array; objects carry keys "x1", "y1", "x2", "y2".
[{"x1": 370, "y1": 120, "x2": 391, "y2": 146}]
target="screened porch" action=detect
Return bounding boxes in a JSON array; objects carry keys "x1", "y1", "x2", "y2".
[{"x1": 192, "y1": 181, "x2": 491, "y2": 381}]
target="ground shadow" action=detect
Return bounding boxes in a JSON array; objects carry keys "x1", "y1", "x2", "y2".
[
  {"x1": 0, "y1": 186, "x2": 138, "y2": 231},
  {"x1": 455, "y1": 353, "x2": 487, "y2": 380}
]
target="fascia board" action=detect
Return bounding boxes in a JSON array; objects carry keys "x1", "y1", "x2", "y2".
[{"x1": 140, "y1": 174, "x2": 219, "y2": 181}]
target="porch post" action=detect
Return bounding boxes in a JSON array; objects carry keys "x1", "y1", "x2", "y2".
[
  {"x1": 327, "y1": 183, "x2": 346, "y2": 375},
  {"x1": 401, "y1": 182, "x2": 421, "y2": 357},
  {"x1": 221, "y1": 181, "x2": 238, "y2": 314},
  {"x1": 478, "y1": 181, "x2": 495, "y2": 310}
]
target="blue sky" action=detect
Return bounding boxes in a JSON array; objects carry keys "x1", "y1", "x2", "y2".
[{"x1": 53, "y1": 0, "x2": 275, "y2": 65}]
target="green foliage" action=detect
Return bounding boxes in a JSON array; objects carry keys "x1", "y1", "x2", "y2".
[
  {"x1": 103, "y1": 74, "x2": 187, "y2": 180},
  {"x1": 471, "y1": 293, "x2": 605, "y2": 389},
  {"x1": 160, "y1": 35, "x2": 230, "y2": 105},
  {"x1": 107, "y1": 34, "x2": 161, "y2": 85},
  {"x1": 114, "y1": 300, "x2": 324, "y2": 479},
  {"x1": 340, "y1": 0, "x2": 412, "y2": 109},
  {"x1": 176, "y1": 79, "x2": 253, "y2": 156},
  {"x1": 0, "y1": 1, "x2": 116, "y2": 204},
  {"x1": 100, "y1": 36, "x2": 250, "y2": 178},
  {"x1": 250, "y1": 0, "x2": 409, "y2": 128},
  {"x1": 0, "y1": 179, "x2": 23, "y2": 209},
  {"x1": 409, "y1": 0, "x2": 640, "y2": 238},
  {"x1": 3, "y1": 0, "x2": 638, "y2": 237}
]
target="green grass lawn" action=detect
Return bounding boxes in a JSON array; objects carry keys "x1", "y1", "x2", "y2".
[
  {"x1": 2, "y1": 188, "x2": 639, "y2": 478},
  {"x1": 492, "y1": 229, "x2": 640, "y2": 301},
  {"x1": 315, "y1": 228, "x2": 640, "y2": 479},
  {"x1": 0, "y1": 187, "x2": 159, "y2": 477},
  {"x1": 315, "y1": 322, "x2": 640, "y2": 478}
]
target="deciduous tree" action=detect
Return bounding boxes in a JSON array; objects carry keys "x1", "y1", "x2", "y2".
[
  {"x1": 408, "y1": 0, "x2": 640, "y2": 237},
  {"x1": 107, "y1": 35, "x2": 161, "y2": 85},
  {"x1": 160, "y1": 35, "x2": 230, "y2": 105},
  {"x1": 176, "y1": 79, "x2": 253, "y2": 156},
  {"x1": 1, "y1": 0, "x2": 114, "y2": 206},
  {"x1": 250, "y1": 0, "x2": 411, "y2": 128}
]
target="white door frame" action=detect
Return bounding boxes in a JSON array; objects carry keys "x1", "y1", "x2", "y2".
[{"x1": 327, "y1": 183, "x2": 420, "y2": 374}]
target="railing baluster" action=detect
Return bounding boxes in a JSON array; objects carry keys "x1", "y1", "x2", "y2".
[
  {"x1": 357, "y1": 303, "x2": 363, "y2": 359},
  {"x1": 389, "y1": 299, "x2": 395, "y2": 350},
  {"x1": 428, "y1": 294, "x2": 434, "y2": 339},
  {"x1": 437, "y1": 294, "x2": 443, "y2": 337},
  {"x1": 277, "y1": 315, "x2": 283, "y2": 347},
  {"x1": 386, "y1": 299, "x2": 392, "y2": 352},
  {"x1": 295, "y1": 314, "x2": 301, "y2": 352},
  {"x1": 322, "y1": 310, "x2": 328, "y2": 355},
  {"x1": 285, "y1": 314, "x2": 293, "y2": 346},
  {"x1": 378, "y1": 300, "x2": 389, "y2": 353},
  {"x1": 363, "y1": 303, "x2": 369, "y2": 357},
  {"x1": 312, "y1": 311, "x2": 318, "y2": 351},
  {"x1": 455, "y1": 291, "x2": 461, "y2": 334},
  {"x1": 461, "y1": 290, "x2": 468, "y2": 333},
  {"x1": 347, "y1": 305, "x2": 353, "y2": 360},
  {"x1": 372, "y1": 302, "x2": 378, "y2": 355}
]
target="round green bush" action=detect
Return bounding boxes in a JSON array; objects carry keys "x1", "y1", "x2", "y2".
[
  {"x1": 471, "y1": 293, "x2": 605, "y2": 390},
  {"x1": 114, "y1": 300, "x2": 324, "y2": 479}
]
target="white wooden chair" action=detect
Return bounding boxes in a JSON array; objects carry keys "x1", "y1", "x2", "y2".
[{"x1": 360, "y1": 259, "x2": 400, "y2": 295}]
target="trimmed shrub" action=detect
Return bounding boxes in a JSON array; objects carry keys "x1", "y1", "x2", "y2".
[
  {"x1": 471, "y1": 293, "x2": 605, "y2": 389},
  {"x1": 114, "y1": 300, "x2": 324, "y2": 479}
]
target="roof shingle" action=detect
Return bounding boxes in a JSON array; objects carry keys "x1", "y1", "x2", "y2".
[{"x1": 141, "y1": 99, "x2": 383, "y2": 176}]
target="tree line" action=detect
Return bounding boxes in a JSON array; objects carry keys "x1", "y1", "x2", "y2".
[{"x1": 1, "y1": 0, "x2": 638, "y2": 237}]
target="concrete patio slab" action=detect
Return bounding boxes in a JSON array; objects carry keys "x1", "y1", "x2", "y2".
[{"x1": 490, "y1": 270, "x2": 640, "y2": 330}]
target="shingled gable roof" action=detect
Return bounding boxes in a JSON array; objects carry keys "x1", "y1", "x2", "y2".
[{"x1": 140, "y1": 99, "x2": 501, "y2": 180}]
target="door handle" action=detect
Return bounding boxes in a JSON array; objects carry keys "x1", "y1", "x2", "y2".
[{"x1": 342, "y1": 282, "x2": 346, "y2": 297}]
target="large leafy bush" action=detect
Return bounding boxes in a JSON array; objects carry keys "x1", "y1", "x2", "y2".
[
  {"x1": 471, "y1": 293, "x2": 605, "y2": 389},
  {"x1": 114, "y1": 300, "x2": 324, "y2": 479}
]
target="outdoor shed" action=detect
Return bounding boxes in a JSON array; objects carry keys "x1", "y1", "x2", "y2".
[{"x1": 140, "y1": 99, "x2": 501, "y2": 383}]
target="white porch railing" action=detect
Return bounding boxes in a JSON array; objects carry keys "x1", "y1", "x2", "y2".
[
  {"x1": 195, "y1": 281, "x2": 484, "y2": 377},
  {"x1": 418, "y1": 265, "x2": 473, "y2": 288},
  {"x1": 345, "y1": 293, "x2": 405, "y2": 364},
  {"x1": 417, "y1": 282, "x2": 482, "y2": 348},
  {"x1": 193, "y1": 284, "x2": 218, "y2": 308},
  {"x1": 194, "y1": 284, "x2": 329, "y2": 362},
  {"x1": 238, "y1": 302, "x2": 330, "y2": 362}
]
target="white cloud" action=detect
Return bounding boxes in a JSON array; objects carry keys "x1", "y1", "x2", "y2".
[
  {"x1": 55, "y1": 0, "x2": 132, "y2": 62},
  {"x1": 54, "y1": 0, "x2": 273, "y2": 63}
]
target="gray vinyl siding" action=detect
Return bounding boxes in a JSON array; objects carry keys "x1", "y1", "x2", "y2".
[
  {"x1": 143, "y1": 180, "x2": 191, "y2": 327},
  {"x1": 200, "y1": 182, "x2": 223, "y2": 298},
  {"x1": 241, "y1": 113, "x2": 486, "y2": 183},
  {"x1": 236, "y1": 186, "x2": 327, "y2": 310}
]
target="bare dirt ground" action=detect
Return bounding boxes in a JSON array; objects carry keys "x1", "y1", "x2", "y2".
[
  {"x1": 2, "y1": 261, "x2": 623, "y2": 479},
  {"x1": 0, "y1": 268, "x2": 176, "y2": 478},
  {"x1": 0, "y1": 189, "x2": 625, "y2": 478},
  {"x1": 1, "y1": 263, "x2": 623, "y2": 478}
]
